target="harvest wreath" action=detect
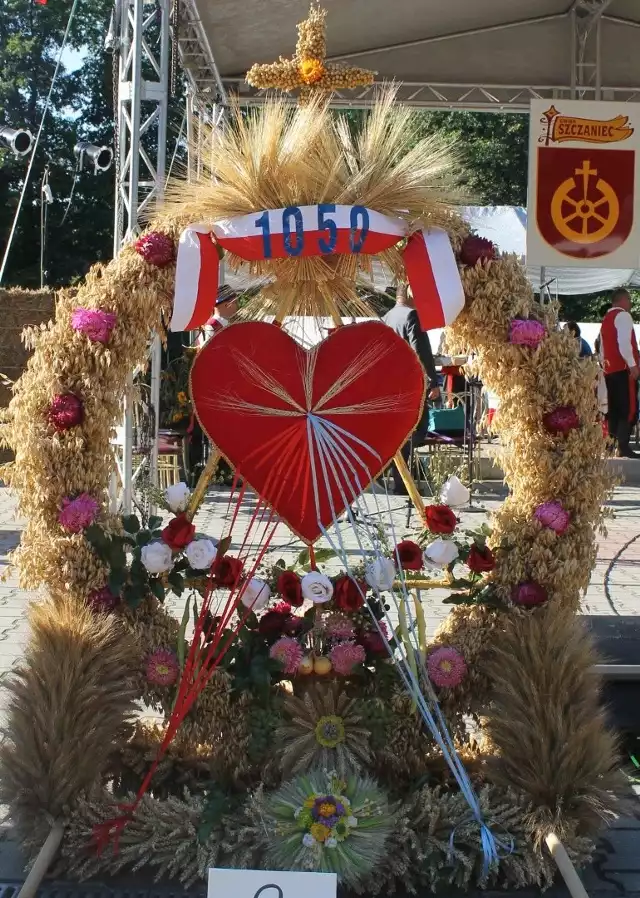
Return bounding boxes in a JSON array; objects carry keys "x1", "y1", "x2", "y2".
[{"x1": 0, "y1": 17, "x2": 618, "y2": 895}]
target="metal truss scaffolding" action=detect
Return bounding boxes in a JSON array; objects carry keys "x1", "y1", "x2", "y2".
[{"x1": 110, "y1": 0, "x2": 170, "y2": 515}]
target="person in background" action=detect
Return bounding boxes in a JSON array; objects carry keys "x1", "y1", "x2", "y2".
[
  {"x1": 565, "y1": 320, "x2": 592, "y2": 358},
  {"x1": 599, "y1": 288, "x2": 639, "y2": 459},
  {"x1": 197, "y1": 284, "x2": 239, "y2": 347},
  {"x1": 383, "y1": 283, "x2": 440, "y2": 494}
]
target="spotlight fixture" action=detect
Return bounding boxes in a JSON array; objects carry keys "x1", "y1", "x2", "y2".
[
  {"x1": 74, "y1": 141, "x2": 114, "y2": 173},
  {"x1": 0, "y1": 126, "x2": 34, "y2": 157}
]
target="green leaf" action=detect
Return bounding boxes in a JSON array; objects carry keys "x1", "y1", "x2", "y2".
[
  {"x1": 168, "y1": 570, "x2": 185, "y2": 597},
  {"x1": 130, "y1": 558, "x2": 147, "y2": 586},
  {"x1": 311, "y1": 548, "x2": 336, "y2": 564},
  {"x1": 148, "y1": 516, "x2": 163, "y2": 531},
  {"x1": 85, "y1": 524, "x2": 109, "y2": 555},
  {"x1": 123, "y1": 583, "x2": 144, "y2": 610},
  {"x1": 135, "y1": 530, "x2": 152, "y2": 547},
  {"x1": 108, "y1": 569, "x2": 126, "y2": 596},
  {"x1": 296, "y1": 547, "x2": 310, "y2": 568},
  {"x1": 149, "y1": 579, "x2": 166, "y2": 602},
  {"x1": 217, "y1": 535, "x2": 232, "y2": 558},
  {"x1": 121, "y1": 514, "x2": 140, "y2": 534},
  {"x1": 108, "y1": 540, "x2": 127, "y2": 570}
]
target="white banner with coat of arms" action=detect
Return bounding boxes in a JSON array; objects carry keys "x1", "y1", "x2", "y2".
[{"x1": 527, "y1": 99, "x2": 640, "y2": 269}]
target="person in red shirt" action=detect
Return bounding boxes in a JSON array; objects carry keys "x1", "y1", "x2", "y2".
[{"x1": 599, "y1": 288, "x2": 639, "y2": 458}]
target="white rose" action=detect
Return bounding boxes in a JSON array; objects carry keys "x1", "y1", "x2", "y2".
[
  {"x1": 164, "y1": 481, "x2": 191, "y2": 513},
  {"x1": 301, "y1": 571, "x2": 334, "y2": 604},
  {"x1": 185, "y1": 539, "x2": 217, "y2": 571},
  {"x1": 347, "y1": 816, "x2": 358, "y2": 828},
  {"x1": 302, "y1": 833, "x2": 316, "y2": 848},
  {"x1": 423, "y1": 539, "x2": 459, "y2": 568},
  {"x1": 241, "y1": 578, "x2": 271, "y2": 610},
  {"x1": 141, "y1": 541, "x2": 173, "y2": 574},
  {"x1": 440, "y1": 475, "x2": 470, "y2": 508},
  {"x1": 365, "y1": 557, "x2": 395, "y2": 592},
  {"x1": 325, "y1": 837, "x2": 338, "y2": 848}
]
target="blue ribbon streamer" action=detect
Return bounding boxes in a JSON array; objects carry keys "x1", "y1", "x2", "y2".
[{"x1": 304, "y1": 411, "x2": 511, "y2": 875}]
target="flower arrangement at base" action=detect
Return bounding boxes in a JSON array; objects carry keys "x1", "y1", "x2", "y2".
[
  {"x1": 275, "y1": 684, "x2": 371, "y2": 776},
  {"x1": 255, "y1": 771, "x2": 393, "y2": 885}
]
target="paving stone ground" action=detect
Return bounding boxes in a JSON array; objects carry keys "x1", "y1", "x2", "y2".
[{"x1": 0, "y1": 481, "x2": 640, "y2": 894}]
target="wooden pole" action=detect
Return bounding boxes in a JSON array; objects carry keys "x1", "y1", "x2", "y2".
[
  {"x1": 185, "y1": 449, "x2": 221, "y2": 522},
  {"x1": 16, "y1": 821, "x2": 64, "y2": 898},
  {"x1": 393, "y1": 448, "x2": 425, "y2": 522},
  {"x1": 544, "y1": 833, "x2": 592, "y2": 898}
]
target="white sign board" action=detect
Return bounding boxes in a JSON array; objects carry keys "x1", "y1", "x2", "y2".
[
  {"x1": 527, "y1": 99, "x2": 640, "y2": 269},
  {"x1": 208, "y1": 868, "x2": 337, "y2": 898}
]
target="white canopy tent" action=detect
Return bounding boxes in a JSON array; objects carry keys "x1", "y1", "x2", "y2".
[
  {"x1": 178, "y1": 0, "x2": 640, "y2": 111},
  {"x1": 464, "y1": 205, "x2": 640, "y2": 295}
]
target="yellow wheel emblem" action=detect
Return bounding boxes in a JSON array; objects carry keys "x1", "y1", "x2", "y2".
[{"x1": 550, "y1": 159, "x2": 619, "y2": 244}]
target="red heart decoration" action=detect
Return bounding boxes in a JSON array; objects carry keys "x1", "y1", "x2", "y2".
[{"x1": 190, "y1": 321, "x2": 425, "y2": 544}]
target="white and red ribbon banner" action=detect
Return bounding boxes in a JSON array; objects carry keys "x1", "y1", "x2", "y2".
[{"x1": 171, "y1": 205, "x2": 464, "y2": 333}]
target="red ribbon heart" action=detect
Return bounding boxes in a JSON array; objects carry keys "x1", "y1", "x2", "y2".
[{"x1": 191, "y1": 320, "x2": 425, "y2": 544}]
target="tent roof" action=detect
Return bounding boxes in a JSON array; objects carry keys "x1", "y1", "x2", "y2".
[{"x1": 179, "y1": 0, "x2": 640, "y2": 109}]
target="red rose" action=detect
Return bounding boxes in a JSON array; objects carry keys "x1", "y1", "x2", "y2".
[
  {"x1": 425, "y1": 504, "x2": 457, "y2": 534},
  {"x1": 459, "y1": 235, "x2": 497, "y2": 267},
  {"x1": 213, "y1": 555, "x2": 243, "y2": 588},
  {"x1": 282, "y1": 615, "x2": 304, "y2": 635},
  {"x1": 333, "y1": 575, "x2": 366, "y2": 612},
  {"x1": 161, "y1": 513, "x2": 195, "y2": 550},
  {"x1": 360, "y1": 630, "x2": 388, "y2": 657},
  {"x1": 258, "y1": 610, "x2": 288, "y2": 638},
  {"x1": 511, "y1": 582, "x2": 548, "y2": 607},
  {"x1": 277, "y1": 571, "x2": 304, "y2": 607},
  {"x1": 396, "y1": 540, "x2": 423, "y2": 571},
  {"x1": 467, "y1": 544, "x2": 495, "y2": 574},
  {"x1": 543, "y1": 406, "x2": 580, "y2": 435}
]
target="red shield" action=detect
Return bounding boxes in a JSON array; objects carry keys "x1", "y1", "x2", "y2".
[
  {"x1": 190, "y1": 321, "x2": 425, "y2": 544},
  {"x1": 536, "y1": 147, "x2": 634, "y2": 259}
]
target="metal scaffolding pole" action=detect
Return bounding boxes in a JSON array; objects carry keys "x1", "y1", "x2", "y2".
[{"x1": 110, "y1": 0, "x2": 170, "y2": 514}]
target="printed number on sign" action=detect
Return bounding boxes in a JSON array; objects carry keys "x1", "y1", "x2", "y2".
[
  {"x1": 253, "y1": 886, "x2": 284, "y2": 898},
  {"x1": 254, "y1": 205, "x2": 370, "y2": 258}
]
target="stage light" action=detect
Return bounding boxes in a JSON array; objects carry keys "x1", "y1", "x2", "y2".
[
  {"x1": 0, "y1": 126, "x2": 34, "y2": 157},
  {"x1": 74, "y1": 141, "x2": 113, "y2": 173}
]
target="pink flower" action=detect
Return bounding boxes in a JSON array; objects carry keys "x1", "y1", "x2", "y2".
[
  {"x1": 543, "y1": 406, "x2": 580, "y2": 435},
  {"x1": 48, "y1": 393, "x2": 84, "y2": 432},
  {"x1": 427, "y1": 646, "x2": 467, "y2": 688},
  {"x1": 71, "y1": 308, "x2": 117, "y2": 344},
  {"x1": 329, "y1": 640, "x2": 366, "y2": 675},
  {"x1": 509, "y1": 318, "x2": 546, "y2": 348},
  {"x1": 134, "y1": 231, "x2": 175, "y2": 268},
  {"x1": 534, "y1": 500, "x2": 570, "y2": 535},
  {"x1": 146, "y1": 648, "x2": 179, "y2": 686},
  {"x1": 58, "y1": 493, "x2": 99, "y2": 532},
  {"x1": 511, "y1": 582, "x2": 548, "y2": 608},
  {"x1": 324, "y1": 614, "x2": 356, "y2": 641},
  {"x1": 87, "y1": 586, "x2": 119, "y2": 613},
  {"x1": 269, "y1": 637, "x2": 304, "y2": 675}
]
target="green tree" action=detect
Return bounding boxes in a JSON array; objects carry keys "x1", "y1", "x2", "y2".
[{"x1": 0, "y1": 0, "x2": 185, "y2": 288}]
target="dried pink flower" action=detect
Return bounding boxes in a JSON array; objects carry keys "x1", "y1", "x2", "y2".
[
  {"x1": 269, "y1": 637, "x2": 304, "y2": 675},
  {"x1": 329, "y1": 640, "x2": 366, "y2": 675},
  {"x1": 534, "y1": 500, "x2": 570, "y2": 535},
  {"x1": 134, "y1": 231, "x2": 175, "y2": 268},
  {"x1": 87, "y1": 586, "x2": 119, "y2": 613},
  {"x1": 511, "y1": 582, "x2": 548, "y2": 607},
  {"x1": 48, "y1": 393, "x2": 84, "y2": 432},
  {"x1": 427, "y1": 646, "x2": 467, "y2": 688},
  {"x1": 71, "y1": 308, "x2": 117, "y2": 344},
  {"x1": 509, "y1": 318, "x2": 546, "y2": 349},
  {"x1": 324, "y1": 613, "x2": 356, "y2": 641},
  {"x1": 543, "y1": 406, "x2": 580, "y2": 435},
  {"x1": 146, "y1": 648, "x2": 179, "y2": 686},
  {"x1": 58, "y1": 493, "x2": 99, "y2": 533}
]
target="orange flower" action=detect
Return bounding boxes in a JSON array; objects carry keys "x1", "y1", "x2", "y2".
[{"x1": 299, "y1": 58, "x2": 324, "y2": 84}]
